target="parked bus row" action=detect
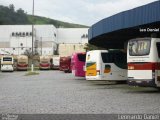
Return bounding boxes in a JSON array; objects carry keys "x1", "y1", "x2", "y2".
[
  {"x1": 60, "y1": 37, "x2": 160, "y2": 89},
  {"x1": 61, "y1": 50, "x2": 127, "y2": 82},
  {"x1": 0, "y1": 37, "x2": 159, "y2": 89},
  {"x1": 0, "y1": 55, "x2": 29, "y2": 72},
  {"x1": 0, "y1": 55, "x2": 60, "y2": 71}
]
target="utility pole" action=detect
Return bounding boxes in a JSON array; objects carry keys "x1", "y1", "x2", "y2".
[
  {"x1": 31, "y1": 0, "x2": 34, "y2": 72},
  {"x1": 41, "y1": 37, "x2": 42, "y2": 55}
]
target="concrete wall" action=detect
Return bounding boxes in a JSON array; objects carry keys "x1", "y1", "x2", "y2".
[{"x1": 58, "y1": 44, "x2": 86, "y2": 56}]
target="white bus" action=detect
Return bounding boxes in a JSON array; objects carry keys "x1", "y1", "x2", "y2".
[
  {"x1": 17, "y1": 55, "x2": 28, "y2": 71},
  {"x1": 51, "y1": 56, "x2": 60, "y2": 70},
  {"x1": 127, "y1": 37, "x2": 160, "y2": 88},
  {"x1": 85, "y1": 50, "x2": 127, "y2": 81},
  {"x1": 1, "y1": 55, "x2": 14, "y2": 72},
  {"x1": 39, "y1": 56, "x2": 51, "y2": 70}
]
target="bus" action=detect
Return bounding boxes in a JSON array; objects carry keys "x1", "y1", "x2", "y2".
[
  {"x1": 17, "y1": 55, "x2": 28, "y2": 71},
  {"x1": 71, "y1": 52, "x2": 86, "y2": 77},
  {"x1": 85, "y1": 50, "x2": 127, "y2": 81},
  {"x1": 51, "y1": 56, "x2": 60, "y2": 70},
  {"x1": 1, "y1": 55, "x2": 14, "y2": 72},
  {"x1": 39, "y1": 56, "x2": 50, "y2": 70},
  {"x1": 127, "y1": 37, "x2": 160, "y2": 88},
  {"x1": 59, "y1": 56, "x2": 71, "y2": 73}
]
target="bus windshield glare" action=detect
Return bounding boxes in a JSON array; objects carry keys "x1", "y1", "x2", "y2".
[{"x1": 129, "y1": 39, "x2": 151, "y2": 56}]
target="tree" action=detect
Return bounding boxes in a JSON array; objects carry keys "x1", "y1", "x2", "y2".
[
  {"x1": 0, "y1": 5, "x2": 30, "y2": 25},
  {"x1": 16, "y1": 8, "x2": 30, "y2": 24},
  {"x1": 9, "y1": 4, "x2": 15, "y2": 12},
  {"x1": 23, "y1": 49, "x2": 39, "y2": 58},
  {"x1": 16, "y1": 8, "x2": 25, "y2": 14}
]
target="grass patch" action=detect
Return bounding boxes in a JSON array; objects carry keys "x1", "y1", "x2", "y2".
[
  {"x1": 25, "y1": 71, "x2": 39, "y2": 76},
  {"x1": 27, "y1": 67, "x2": 39, "y2": 71}
]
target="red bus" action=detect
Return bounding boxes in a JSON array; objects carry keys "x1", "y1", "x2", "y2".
[
  {"x1": 59, "y1": 56, "x2": 71, "y2": 73},
  {"x1": 71, "y1": 52, "x2": 86, "y2": 77}
]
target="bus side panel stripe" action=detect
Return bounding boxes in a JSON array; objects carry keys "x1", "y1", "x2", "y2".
[{"x1": 128, "y1": 62, "x2": 160, "y2": 70}]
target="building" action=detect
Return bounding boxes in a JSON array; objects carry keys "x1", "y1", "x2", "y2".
[
  {"x1": 0, "y1": 25, "x2": 88, "y2": 56},
  {"x1": 0, "y1": 25, "x2": 57, "y2": 55},
  {"x1": 57, "y1": 28, "x2": 88, "y2": 56}
]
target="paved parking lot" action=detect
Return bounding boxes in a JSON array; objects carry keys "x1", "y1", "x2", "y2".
[{"x1": 0, "y1": 70, "x2": 160, "y2": 114}]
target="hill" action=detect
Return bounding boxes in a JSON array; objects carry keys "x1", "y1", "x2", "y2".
[
  {"x1": 0, "y1": 4, "x2": 88, "y2": 28},
  {"x1": 27, "y1": 15, "x2": 88, "y2": 28}
]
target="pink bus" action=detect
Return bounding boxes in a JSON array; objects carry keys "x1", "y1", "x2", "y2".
[{"x1": 71, "y1": 52, "x2": 86, "y2": 77}]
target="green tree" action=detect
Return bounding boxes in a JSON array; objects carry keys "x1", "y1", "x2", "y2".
[{"x1": 9, "y1": 4, "x2": 15, "y2": 12}]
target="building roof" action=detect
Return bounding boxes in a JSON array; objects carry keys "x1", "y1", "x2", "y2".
[{"x1": 88, "y1": 1, "x2": 160, "y2": 49}]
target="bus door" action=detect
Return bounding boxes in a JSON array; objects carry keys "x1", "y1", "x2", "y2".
[
  {"x1": 101, "y1": 52, "x2": 127, "y2": 80},
  {"x1": 113, "y1": 52, "x2": 127, "y2": 79}
]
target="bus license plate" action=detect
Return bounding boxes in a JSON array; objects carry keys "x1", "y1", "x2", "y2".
[{"x1": 136, "y1": 81, "x2": 142, "y2": 83}]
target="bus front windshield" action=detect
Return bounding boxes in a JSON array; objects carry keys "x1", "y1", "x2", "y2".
[
  {"x1": 129, "y1": 39, "x2": 151, "y2": 56},
  {"x1": 3, "y1": 57, "x2": 12, "y2": 61},
  {"x1": 78, "y1": 54, "x2": 86, "y2": 62}
]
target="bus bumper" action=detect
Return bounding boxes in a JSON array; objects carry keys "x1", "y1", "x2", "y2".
[
  {"x1": 1, "y1": 67, "x2": 14, "y2": 72},
  {"x1": 127, "y1": 79, "x2": 156, "y2": 87},
  {"x1": 53, "y1": 66, "x2": 59, "y2": 70},
  {"x1": 17, "y1": 67, "x2": 28, "y2": 71},
  {"x1": 39, "y1": 67, "x2": 50, "y2": 70}
]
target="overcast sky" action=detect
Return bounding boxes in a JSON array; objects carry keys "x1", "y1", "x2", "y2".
[{"x1": 0, "y1": 0, "x2": 158, "y2": 26}]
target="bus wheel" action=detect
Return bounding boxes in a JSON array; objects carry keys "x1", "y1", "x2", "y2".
[{"x1": 156, "y1": 87, "x2": 160, "y2": 91}]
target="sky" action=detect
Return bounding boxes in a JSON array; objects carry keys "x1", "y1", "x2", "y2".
[{"x1": 0, "y1": 0, "x2": 158, "y2": 26}]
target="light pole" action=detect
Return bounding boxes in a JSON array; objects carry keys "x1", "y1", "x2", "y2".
[
  {"x1": 41, "y1": 37, "x2": 42, "y2": 55},
  {"x1": 31, "y1": 0, "x2": 34, "y2": 72}
]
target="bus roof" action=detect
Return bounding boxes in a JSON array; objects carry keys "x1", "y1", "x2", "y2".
[
  {"x1": 87, "y1": 50, "x2": 108, "y2": 53},
  {"x1": 17, "y1": 55, "x2": 28, "y2": 58},
  {"x1": 1, "y1": 55, "x2": 13, "y2": 58}
]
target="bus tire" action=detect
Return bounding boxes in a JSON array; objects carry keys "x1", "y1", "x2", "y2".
[{"x1": 156, "y1": 87, "x2": 160, "y2": 91}]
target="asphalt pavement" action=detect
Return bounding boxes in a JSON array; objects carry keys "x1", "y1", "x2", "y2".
[{"x1": 0, "y1": 70, "x2": 159, "y2": 114}]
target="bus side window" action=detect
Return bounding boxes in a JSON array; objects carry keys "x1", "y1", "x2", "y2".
[
  {"x1": 101, "y1": 53, "x2": 113, "y2": 63},
  {"x1": 156, "y1": 43, "x2": 160, "y2": 58},
  {"x1": 114, "y1": 52, "x2": 127, "y2": 69}
]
